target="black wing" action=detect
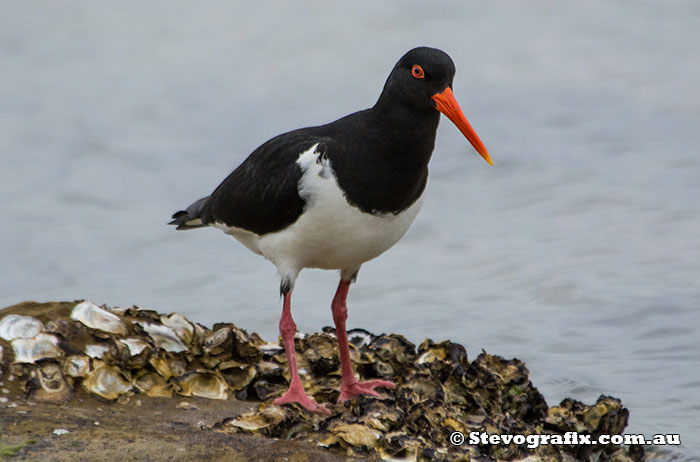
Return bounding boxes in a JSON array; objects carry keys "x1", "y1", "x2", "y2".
[{"x1": 200, "y1": 129, "x2": 328, "y2": 236}]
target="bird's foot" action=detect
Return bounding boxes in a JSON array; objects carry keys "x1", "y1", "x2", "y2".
[
  {"x1": 274, "y1": 387, "x2": 331, "y2": 414},
  {"x1": 337, "y1": 379, "x2": 395, "y2": 403}
]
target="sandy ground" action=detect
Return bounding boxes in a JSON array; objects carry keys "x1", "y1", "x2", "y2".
[{"x1": 0, "y1": 389, "x2": 366, "y2": 462}]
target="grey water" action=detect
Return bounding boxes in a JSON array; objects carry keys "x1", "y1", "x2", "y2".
[{"x1": 1, "y1": 1, "x2": 698, "y2": 459}]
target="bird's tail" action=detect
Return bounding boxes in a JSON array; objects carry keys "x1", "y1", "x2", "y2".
[{"x1": 169, "y1": 196, "x2": 210, "y2": 230}]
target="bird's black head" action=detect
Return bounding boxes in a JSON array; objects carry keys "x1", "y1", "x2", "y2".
[
  {"x1": 378, "y1": 47, "x2": 457, "y2": 112},
  {"x1": 375, "y1": 47, "x2": 492, "y2": 165}
]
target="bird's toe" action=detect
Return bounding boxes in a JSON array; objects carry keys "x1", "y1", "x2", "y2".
[
  {"x1": 337, "y1": 379, "x2": 395, "y2": 403},
  {"x1": 274, "y1": 389, "x2": 331, "y2": 414}
]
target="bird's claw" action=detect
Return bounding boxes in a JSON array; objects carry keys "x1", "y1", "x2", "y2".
[
  {"x1": 274, "y1": 388, "x2": 331, "y2": 414},
  {"x1": 337, "y1": 379, "x2": 395, "y2": 403}
]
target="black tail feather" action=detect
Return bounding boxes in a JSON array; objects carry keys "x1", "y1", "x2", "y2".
[{"x1": 169, "y1": 196, "x2": 210, "y2": 230}]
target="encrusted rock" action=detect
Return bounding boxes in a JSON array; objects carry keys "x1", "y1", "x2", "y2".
[{"x1": 0, "y1": 301, "x2": 641, "y2": 462}]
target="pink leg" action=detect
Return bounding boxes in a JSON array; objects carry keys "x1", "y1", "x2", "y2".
[
  {"x1": 273, "y1": 291, "x2": 330, "y2": 414},
  {"x1": 332, "y1": 280, "x2": 395, "y2": 403}
]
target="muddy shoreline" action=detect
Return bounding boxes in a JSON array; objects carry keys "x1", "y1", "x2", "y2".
[{"x1": 0, "y1": 388, "x2": 362, "y2": 461}]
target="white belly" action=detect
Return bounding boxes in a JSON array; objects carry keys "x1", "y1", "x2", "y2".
[{"x1": 213, "y1": 144, "x2": 424, "y2": 278}]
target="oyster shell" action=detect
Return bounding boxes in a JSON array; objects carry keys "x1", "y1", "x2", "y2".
[
  {"x1": 230, "y1": 325, "x2": 262, "y2": 361},
  {"x1": 198, "y1": 353, "x2": 227, "y2": 369},
  {"x1": 0, "y1": 314, "x2": 43, "y2": 341},
  {"x1": 133, "y1": 371, "x2": 172, "y2": 398},
  {"x1": 176, "y1": 372, "x2": 228, "y2": 400},
  {"x1": 546, "y1": 395, "x2": 629, "y2": 435},
  {"x1": 226, "y1": 405, "x2": 289, "y2": 432},
  {"x1": 357, "y1": 399, "x2": 403, "y2": 432},
  {"x1": 250, "y1": 379, "x2": 286, "y2": 401},
  {"x1": 137, "y1": 322, "x2": 187, "y2": 353},
  {"x1": 118, "y1": 337, "x2": 150, "y2": 356},
  {"x1": 84, "y1": 343, "x2": 111, "y2": 359},
  {"x1": 380, "y1": 433, "x2": 424, "y2": 462},
  {"x1": 159, "y1": 313, "x2": 194, "y2": 346},
  {"x1": 302, "y1": 333, "x2": 339, "y2": 375},
  {"x1": 30, "y1": 360, "x2": 72, "y2": 404},
  {"x1": 203, "y1": 326, "x2": 232, "y2": 355},
  {"x1": 204, "y1": 324, "x2": 262, "y2": 361},
  {"x1": 256, "y1": 360, "x2": 285, "y2": 380},
  {"x1": 71, "y1": 301, "x2": 127, "y2": 336},
  {"x1": 326, "y1": 422, "x2": 382, "y2": 449},
  {"x1": 148, "y1": 352, "x2": 187, "y2": 380},
  {"x1": 83, "y1": 364, "x2": 133, "y2": 400},
  {"x1": 219, "y1": 361, "x2": 257, "y2": 391},
  {"x1": 63, "y1": 354, "x2": 91, "y2": 378},
  {"x1": 346, "y1": 328, "x2": 374, "y2": 348},
  {"x1": 11, "y1": 333, "x2": 63, "y2": 363},
  {"x1": 259, "y1": 342, "x2": 283, "y2": 357},
  {"x1": 371, "y1": 334, "x2": 416, "y2": 368}
]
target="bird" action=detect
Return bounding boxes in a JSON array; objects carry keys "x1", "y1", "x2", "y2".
[{"x1": 169, "y1": 47, "x2": 492, "y2": 413}]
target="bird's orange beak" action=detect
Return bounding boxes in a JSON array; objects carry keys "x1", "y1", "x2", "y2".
[{"x1": 432, "y1": 87, "x2": 492, "y2": 165}]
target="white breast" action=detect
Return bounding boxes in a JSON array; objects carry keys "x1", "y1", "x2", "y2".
[{"x1": 214, "y1": 144, "x2": 425, "y2": 282}]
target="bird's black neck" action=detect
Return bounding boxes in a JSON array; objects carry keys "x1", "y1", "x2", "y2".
[
  {"x1": 323, "y1": 99, "x2": 441, "y2": 215},
  {"x1": 370, "y1": 98, "x2": 441, "y2": 168}
]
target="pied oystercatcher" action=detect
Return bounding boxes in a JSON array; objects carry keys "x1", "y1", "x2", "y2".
[{"x1": 170, "y1": 47, "x2": 492, "y2": 413}]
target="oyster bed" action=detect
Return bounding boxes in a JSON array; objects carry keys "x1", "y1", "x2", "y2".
[{"x1": 1, "y1": 301, "x2": 644, "y2": 462}]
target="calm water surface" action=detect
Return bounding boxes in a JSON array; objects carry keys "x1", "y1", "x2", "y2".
[{"x1": 1, "y1": 1, "x2": 699, "y2": 459}]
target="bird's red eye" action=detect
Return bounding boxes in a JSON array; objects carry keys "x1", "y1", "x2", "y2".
[{"x1": 411, "y1": 64, "x2": 425, "y2": 79}]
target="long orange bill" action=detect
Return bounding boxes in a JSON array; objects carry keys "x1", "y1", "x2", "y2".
[{"x1": 432, "y1": 87, "x2": 493, "y2": 165}]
